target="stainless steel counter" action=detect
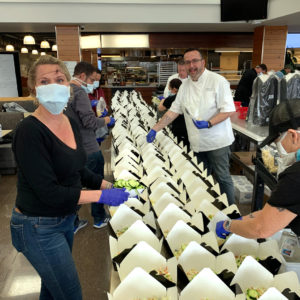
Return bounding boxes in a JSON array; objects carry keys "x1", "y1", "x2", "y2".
[{"x1": 230, "y1": 112, "x2": 268, "y2": 144}]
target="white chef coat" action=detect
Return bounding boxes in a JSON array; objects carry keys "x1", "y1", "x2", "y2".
[
  {"x1": 170, "y1": 69, "x2": 235, "y2": 152},
  {"x1": 163, "y1": 73, "x2": 187, "y2": 98}
]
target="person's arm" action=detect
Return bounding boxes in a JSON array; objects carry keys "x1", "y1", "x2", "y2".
[
  {"x1": 158, "y1": 99, "x2": 167, "y2": 111},
  {"x1": 209, "y1": 111, "x2": 234, "y2": 126},
  {"x1": 75, "y1": 89, "x2": 106, "y2": 130},
  {"x1": 229, "y1": 203, "x2": 296, "y2": 239},
  {"x1": 152, "y1": 110, "x2": 179, "y2": 132}
]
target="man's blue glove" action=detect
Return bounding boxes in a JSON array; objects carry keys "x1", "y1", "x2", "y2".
[
  {"x1": 158, "y1": 96, "x2": 165, "y2": 100},
  {"x1": 216, "y1": 221, "x2": 231, "y2": 239},
  {"x1": 96, "y1": 137, "x2": 105, "y2": 144},
  {"x1": 100, "y1": 108, "x2": 108, "y2": 117},
  {"x1": 193, "y1": 120, "x2": 209, "y2": 129},
  {"x1": 107, "y1": 117, "x2": 115, "y2": 127},
  {"x1": 98, "y1": 188, "x2": 129, "y2": 206},
  {"x1": 91, "y1": 100, "x2": 98, "y2": 108},
  {"x1": 146, "y1": 129, "x2": 157, "y2": 143}
]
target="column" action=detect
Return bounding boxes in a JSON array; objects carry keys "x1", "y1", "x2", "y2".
[
  {"x1": 55, "y1": 25, "x2": 81, "y2": 62},
  {"x1": 252, "y1": 26, "x2": 288, "y2": 71}
]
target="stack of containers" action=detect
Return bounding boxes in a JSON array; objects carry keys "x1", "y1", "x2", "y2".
[{"x1": 106, "y1": 90, "x2": 300, "y2": 300}]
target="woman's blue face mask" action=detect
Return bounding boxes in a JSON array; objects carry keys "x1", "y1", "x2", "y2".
[{"x1": 36, "y1": 84, "x2": 70, "y2": 115}]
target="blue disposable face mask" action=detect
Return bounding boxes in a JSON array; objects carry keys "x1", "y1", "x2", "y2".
[
  {"x1": 93, "y1": 81, "x2": 99, "y2": 89},
  {"x1": 74, "y1": 77, "x2": 94, "y2": 94},
  {"x1": 36, "y1": 84, "x2": 70, "y2": 115}
]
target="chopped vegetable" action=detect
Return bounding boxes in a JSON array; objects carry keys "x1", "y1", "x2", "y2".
[
  {"x1": 114, "y1": 179, "x2": 145, "y2": 190},
  {"x1": 246, "y1": 287, "x2": 266, "y2": 299},
  {"x1": 186, "y1": 268, "x2": 199, "y2": 281},
  {"x1": 235, "y1": 255, "x2": 260, "y2": 268},
  {"x1": 116, "y1": 227, "x2": 128, "y2": 237},
  {"x1": 174, "y1": 244, "x2": 187, "y2": 259},
  {"x1": 155, "y1": 266, "x2": 173, "y2": 282}
]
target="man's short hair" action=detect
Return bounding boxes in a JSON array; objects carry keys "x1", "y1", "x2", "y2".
[
  {"x1": 183, "y1": 48, "x2": 203, "y2": 59},
  {"x1": 259, "y1": 63, "x2": 267, "y2": 72},
  {"x1": 96, "y1": 68, "x2": 101, "y2": 74},
  {"x1": 169, "y1": 78, "x2": 182, "y2": 90},
  {"x1": 259, "y1": 99, "x2": 300, "y2": 148},
  {"x1": 73, "y1": 62, "x2": 96, "y2": 77}
]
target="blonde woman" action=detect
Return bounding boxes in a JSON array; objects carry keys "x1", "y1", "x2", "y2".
[{"x1": 10, "y1": 55, "x2": 129, "y2": 300}]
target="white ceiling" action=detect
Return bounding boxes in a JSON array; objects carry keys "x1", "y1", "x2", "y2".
[{"x1": 0, "y1": 0, "x2": 299, "y2": 33}]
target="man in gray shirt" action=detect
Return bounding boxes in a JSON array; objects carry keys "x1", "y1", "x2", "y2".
[{"x1": 65, "y1": 62, "x2": 114, "y2": 231}]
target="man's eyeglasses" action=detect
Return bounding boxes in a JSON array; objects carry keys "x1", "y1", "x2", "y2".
[{"x1": 184, "y1": 59, "x2": 202, "y2": 65}]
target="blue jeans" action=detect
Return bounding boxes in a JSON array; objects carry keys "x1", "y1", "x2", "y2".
[
  {"x1": 85, "y1": 151, "x2": 106, "y2": 222},
  {"x1": 194, "y1": 146, "x2": 235, "y2": 205},
  {"x1": 10, "y1": 209, "x2": 82, "y2": 300}
]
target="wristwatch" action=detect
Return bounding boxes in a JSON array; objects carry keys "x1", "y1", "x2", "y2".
[
  {"x1": 208, "y1": 121, "x2": 213, "y2": 128},
  {"x1": 224, "y1": 220, "x2": 232, "y2": 232}
]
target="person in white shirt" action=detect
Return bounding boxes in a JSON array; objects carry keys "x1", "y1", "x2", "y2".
[
  {"x1": 147, "y1": 48, "x2": 236, "y2": 204},
  {"x1": 163, "y1": 59, "x2": 188, "y2": 98}
]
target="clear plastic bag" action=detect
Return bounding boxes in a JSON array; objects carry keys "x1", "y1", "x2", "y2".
[
  {"x1": 3, "y1": 102, "x2": 28, "y2": 113},
  {"x1": 247, "y1": 75, "x2": 278, "y2": 126}
]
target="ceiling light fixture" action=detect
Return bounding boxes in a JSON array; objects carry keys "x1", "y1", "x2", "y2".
[
  {"x1": 32, "y1": 50, "x2": 38, "y2": 55},
  {"x1": 52, "y1": 44, "x2": 58, "y2": 51},
  {"x1": 40, "y1": 40, "x2": 50, "y2": 48},
  {"x1": 24, "y1": 35, "x2": 35, "y2": 45},
  {"x1": 6, "y1": 45, "x2": 14, "y2": 51},
  {"x1": 21, "y1": 47, "x2": 28, "y2": 53},
  {"x1": 41, "y1": 52, "x2": 46, "y2": 56}
]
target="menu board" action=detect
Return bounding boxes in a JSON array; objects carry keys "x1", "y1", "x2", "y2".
[{"x1": 0, "y1": 52, "x2": 22, "y2": 97}]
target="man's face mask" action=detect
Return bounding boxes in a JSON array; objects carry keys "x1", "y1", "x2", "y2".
[
  {"x1": 36, "y1": 84, "x2": 70, "y2": 115},
  {"x1": 74, "y1": 77, "x2": 94, "y2": 94},
  {"x1": 276, "y1": 131, "x2": 300, "y2": 175}
]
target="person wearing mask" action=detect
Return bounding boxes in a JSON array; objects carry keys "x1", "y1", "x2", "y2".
[
  {"x1": 158, "y1": 78, "x2": 189, "y2": 149},
  {"x1": 163, "y1": 59, "x2": 188, "y2": 98},
  {"x1": 234, "y1": 63, "x2": 268, "y2": 107},
  {"x1": 147, "y1": 48, "x2": 236, "y2": 205},
  {"x1": 279, "y1": 64, "x2": 293, "y2": 76},
  {"x1": 216, "y1": 100, "x2": 300, "y2": 240},
  {"x1": 88, "y1": 69, "x2": 108, "y2": 116},
  {"x1": 65, "y1": 62, "x2": 115, "y2": 231},
  {"x1": 10, "y1": 55, "x2": 129, "y2": 300}
]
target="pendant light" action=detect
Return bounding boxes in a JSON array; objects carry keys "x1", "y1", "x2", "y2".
[
  {"x1": 6, "y1": 45, "x2": 14, "y2": 51},
  {"x1": 40, "y1": 40, "x2": 50, "y2": 48},
  {"x1": 52, "y1": 44, "x2": 58, "y2": 51},
  {"x1": 21, "y1": 47, "x2": 29, "y2": 53},
  {"x1": 32, "y1": 49, "x2": 38, "y2": 55},
  {"x1": 24, "y1": 35, "x2": 35, "y2": 45},
  {"x1": 41, "y1": 52, "x2": 46, "y2": 56}
]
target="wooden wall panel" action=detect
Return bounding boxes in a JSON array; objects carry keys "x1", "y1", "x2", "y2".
[
  {"x1": 220, "y1": 52, "x2": 239, "y2": 70},
  {"x1": 149, "y1": 33, "x2": 253, "y2": 49},
  {"x1": 55, "y1": 25, "x2": 81, "y2": 62},
  {"x1": 263, "y1": 26, "x2": 288, "y2": 71}
]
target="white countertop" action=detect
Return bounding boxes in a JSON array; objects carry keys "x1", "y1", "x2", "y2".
[{"x1": 230, "y1": 112, "x2": 269, "y2": 144}]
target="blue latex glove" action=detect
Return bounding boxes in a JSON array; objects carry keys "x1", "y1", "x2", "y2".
[
  {"x1": 146, "y1": 129, "x2": 157, "y2": 143},
  {"x1": 193, "y1": 120, "x2": 209, "y2": 129},
  {"x1": 96, "y1": 137, "x2": 105, "y2": 144},
  {"x1": 107, "y1": 117, "x2": 115, "y2": 127},
  {"x1": 98, "y1": 188, "x2": 129, "y2": 206},
  {"x1": 158, "y1": 96, "x2": 165, "y2": 100},
  {"x1": 100, "y1": 108, "x2": 108, "y2": 117},
  {"x1": 91, "y1": 100, "x2": 98, "y2": 108},
  {"x1": 216, "y1": 221, "x2": 231, "y2": 239}
]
